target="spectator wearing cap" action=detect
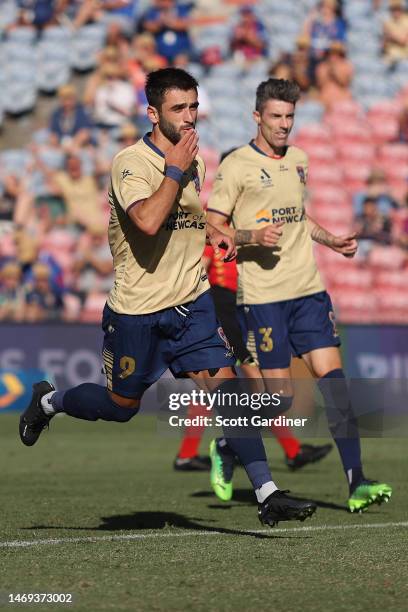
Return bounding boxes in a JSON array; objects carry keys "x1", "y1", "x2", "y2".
[
  {"x1": 139, "y1": 0, "x2": 193, "y2": 65},
  {"x1": 0, "y1": 262, "x2": 26, "y2": 322},
  {"x1": 383, "y1": 0, "x2": 408, "y2": 66},
  {"x1": 315, "y1": 41, "x2": 354, "y2": 109},
  {"x1": 353, "y1": 169, "x2": 400, "y2": 217},
  {"x1": 230, "y1": 6, "x2": 268, "y2": 64},
  {"x1": 302, "y1": 0, "x2": 346, "y2": 81},
  {"x1": 127, "y1": 32, "x2": 167, "y2": 92},
  {"x1": 25, "y1": 262, "x2": 63, "y2": 322},
  {"x1": 49, "y1": 84, "x2": 94, "y2": 153}
]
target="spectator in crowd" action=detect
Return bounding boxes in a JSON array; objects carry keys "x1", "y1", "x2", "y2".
[
  {"x1": 24, "y1": 262, "x2": 63, "y2": 322},
  {"x1": 353, "y1": 168, "x2": 400, "y2": 216},
  {"x1": 15, "y1": 0, "x2": 58, "y2": 31},
  {"x1": 43, "y1": 154, "x2": 105, "y2": 231},
  {"x1": 315, "y1": 41, "x2": 354, "y2": 109},
  {"x1": 354, "y1": 197, "x2": 393, "y2": 256},
  {"x1": 0, "y1": 175, "x2": 22, "y2": 229},
  {"x1": 291, "y1": 35, "x2": 313, "y2": 93},
  {"x1": 96, "y1": 122, "x2": 139, "y2": 184},
  {"x1": 230, "y1": 6, "x2": 268, "y2": 64},
  {"x1": 91, "y1": 62, "x2": 136, "y2": 129},
  {"x1": 0, "y1": 262, "x2": 26, "y2": 322},
  {"x1": 398, "y1": 98, "x2": 408, "y2": 142},
  {"x1": 49, "y1": 84, "x2": 94, "y2": 153},
  {"x1": 269, "y1": 38, "x2": 312, "y2": 94},
  {"x1": 383, "y1": 0, "x2": 408, "y2": 66},
  {"x1": 105, "y1": 20, "x2": 132, "y2": 58},
  {"x1": 13, "y1": 227, "x2": 64, "y2": 297},
  {"x1": 127, "y1": 32, "x2": 167, "y2": 92},
  {"x1": 72, "y1": 227, "x2": 113, "y2": 302},
  {"x1": 99, "y1": 0, "x2": 139, "y2": 34},
  {"x1": 139, "y1": 0, "x2": 193, "y2": 65},
  {"x1": 302, "y1": 0, "x2": 346, "y2": 80}
]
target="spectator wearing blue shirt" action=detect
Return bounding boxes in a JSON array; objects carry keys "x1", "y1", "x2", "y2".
[
  {"x1": 49, "y1": 84, "x2": 94, "y2": 153},
  {"x1": 17, "y1": 0, "x2": 57, "y2": 30},
  {"x1": 303, "y1": 0, "x2": 346, "y2": 81},
  {"x1": 139, "y1": 0, "x2": 193, "y2": 65}
]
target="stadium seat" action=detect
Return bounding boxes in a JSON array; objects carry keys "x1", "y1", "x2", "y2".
[
  {"x1": 307, "y1": 162, "x2": 343, "y2": 187},
  {"x1": 337, "y1": 142, "x2": 375, "y2": 164},
  {"x1": 293, "y1": 124, "x2": 332, "y2": 144},
  {"x1": 340, "y1": 162, "x2": 372, "y2": 192},
  {"x1": 366, "y1": 116, "x2": 399, "y2": 144},
  {"x1": 368, "y1": 245, "x2": 407, "y2": 269},
  {"x1": 70, "y1": 23, "x2": 107, "y2": 72},
  {"x1": 378, "y1": 143, "x2": 408, "y2": 165}
]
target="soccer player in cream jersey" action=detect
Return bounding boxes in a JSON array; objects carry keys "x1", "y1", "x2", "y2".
[
  {"x1": 207, "y1": 78, "x2": 392, "y2": 513},
  {"x1": 19, "y1": 68, "x2": 317, "y2": 528}
]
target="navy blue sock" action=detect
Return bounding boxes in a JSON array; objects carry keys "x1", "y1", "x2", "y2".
[
  {"x1": 214, "y1": 380, "x2": 272, "y2": 490},
  {"x1": 318, "y1": 369, "x2": 364, "y2": 492},
  {"x1": 51, "y1": 383, "x2": 139, "y2": 423}
]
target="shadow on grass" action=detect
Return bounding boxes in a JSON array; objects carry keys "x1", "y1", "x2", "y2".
[
  {"x1": 192, "y1": 489, "x2": 349, "y2": 512},
  {"x1": 23, "y1": 511, "x2": 301, "y2": 540}
]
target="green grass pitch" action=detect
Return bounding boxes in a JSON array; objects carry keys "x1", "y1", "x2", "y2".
[{"x1": 1, "y1": 413, "x2": 407, "y2": 612}]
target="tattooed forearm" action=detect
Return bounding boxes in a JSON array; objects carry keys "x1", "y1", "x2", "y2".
[
  {"x1": 308, "y1": 215, "x2": 334, "y2": 247},
  {"x1": 235, "y1": 229, "x2": 254, "y2": 245}
]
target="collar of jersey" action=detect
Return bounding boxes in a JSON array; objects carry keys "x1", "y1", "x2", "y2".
[
  {"x1": 249, "y1": 140, "x2": 287, "y2": 159},
  {"x1": 143, "y1": 133, "x2": 165, "y2": 158}
]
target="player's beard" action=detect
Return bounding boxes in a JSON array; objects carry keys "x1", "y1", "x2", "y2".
[
  {"x1": 158, "y1": 115, "x2": 194, "y2": 144},
  {"x1": 158, "y1": 115, "x2": 182, "y2": 144}
]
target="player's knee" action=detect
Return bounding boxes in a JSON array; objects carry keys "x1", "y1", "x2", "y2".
[{"x1": 108, "y1": 391, "x2": 140, "y2": 422}]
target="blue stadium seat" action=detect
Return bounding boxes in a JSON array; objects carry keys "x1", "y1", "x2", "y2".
[
  {"x1": 37, "y1": 41, "x2": 71, "y2": 93},
  {"x1": 3, "y1": 61, "x2": 37, "y2": 114},
  {"x1": 70, "y1": 23, "x2": 107, "y2": 71},
  {"x1": 6, "y1": 26, "x2": 36, "y2": 44}
]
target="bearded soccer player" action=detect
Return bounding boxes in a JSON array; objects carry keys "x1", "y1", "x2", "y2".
[
  {"x1": 18, "y1": 68, "x2": 317, "y2": 527},
  {"x1": 207, "y1": 78, "x2": 392, "y2": 513}
]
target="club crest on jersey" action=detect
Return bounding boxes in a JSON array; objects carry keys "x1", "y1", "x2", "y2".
[
  {"x1": 296, "y1": 165, "x2": 306, "y2": 184},
  {"x1": 191, "y1": 168, "x2": 201, "y2": 194}
]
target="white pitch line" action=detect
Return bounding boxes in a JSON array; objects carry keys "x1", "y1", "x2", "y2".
[{"x1": 1, "y1": 521, "x2": 408, "y2": 549}]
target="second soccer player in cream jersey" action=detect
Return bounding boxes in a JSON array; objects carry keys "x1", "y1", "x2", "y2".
[{"x1": 207, "y1": 78, "x2": 392, "y2": 513}]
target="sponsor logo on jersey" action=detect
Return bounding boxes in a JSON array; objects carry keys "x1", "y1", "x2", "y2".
[
  {"x1": 255, "y1": 209, "x2": 272, "y2": 223},
  {"x1": 163, "y1": 209, "x2": 206, "y2": 231},
  {"x1": 260, "y1": 168, "x2": 273, "y2": 188},
  {"x1": 121, "y1": 169, "x2": 133, "y2": 180}
]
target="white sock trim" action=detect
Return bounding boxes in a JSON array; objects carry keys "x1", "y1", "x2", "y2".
[
  {"x1": 41, "y1": 391, "x2": 56, "y2": 415},
  {"x1": 255, "y1": 481, "x2": 278, "y2": 503}
]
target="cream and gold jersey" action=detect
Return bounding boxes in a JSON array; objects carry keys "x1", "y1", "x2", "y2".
[
  {"x1": 207, "y1": 142, "x2": 324, "y2": 305},
  {"x1": 107, "y1": 134, "x2": 209, "y2": 314}
]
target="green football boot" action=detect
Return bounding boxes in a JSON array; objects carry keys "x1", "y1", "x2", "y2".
[
  {"x1": 209, "y1": 439, "x2": 234, "y2": 502},
  {"x1": 348, "y1": 480, "x2": 392, "y2": 513}
]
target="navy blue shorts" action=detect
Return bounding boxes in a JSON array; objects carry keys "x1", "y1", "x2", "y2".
[
  {"x1": 102, "y1": 290, "x2": 235, "y2": 398},
  {"x1": 237, "y1": 291, "x2": 340, "y2": 370}
]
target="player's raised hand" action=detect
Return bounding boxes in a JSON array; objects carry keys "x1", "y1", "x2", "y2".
[
  {"x1": 330, "y1": 232, "x2": 358, "y2": 258},
  {"x1": 165, "y1": 129, "x2": 199, "y2": 172},
  {"x1": 254, "y1": 221, "x2": 285, "y2": 247}
]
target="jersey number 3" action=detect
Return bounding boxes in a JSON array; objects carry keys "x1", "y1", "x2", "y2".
[{"x1": 259, "y1": 327, "x2": 273, "y2": 352}]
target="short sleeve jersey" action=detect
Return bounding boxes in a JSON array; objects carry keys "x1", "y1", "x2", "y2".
[
  {"x1": 207, "y1": 142, "x2": 324, "y2": 305},
  {"x1": 107, "y1": 134, "x2": 209, "y2": 314}
]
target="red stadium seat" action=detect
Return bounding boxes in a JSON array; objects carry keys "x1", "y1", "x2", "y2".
[
  {"x1": 310, "y1": 201, "x2": 353, "y2": 225},
  {"x1": 307, "y1": 162, "x2": 343, "y2": 187},
  {"x1": 337, "y1": 142, "x2": 375, "y2": 163},
  {"x1": 366, "y1": 116, "x2": 399, "y2": 145},
  {"x1": 296, "y1": 142, "x2": 337, "y2": 162},
  {"x1": 340, "y1": 162, "x2": 372, "y2": 192},
  {"x1": 330, "y1": 121, "x2": 373, "y2": 144},
  {"x1": 80, "y1": 292, "x2": 107, "y2": 323},
  {"x1": 366, "y1": 99, "x2": 402, "y2": 121},
  {"x1": 309, "y1": 185, "x2": 351, "y2": 206},
  {"x1": 368, "y1": 245, "x2": 407, "y2": 269},
  {"x1": 293, "y1": 123, "x2": 332, "y2": 144},
  {"x1": 378, "y1": 143, "x2": 408, "y2": 165},
  {"x1": 330, "y1": 287, "x2": 378, "y2": 324}
]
